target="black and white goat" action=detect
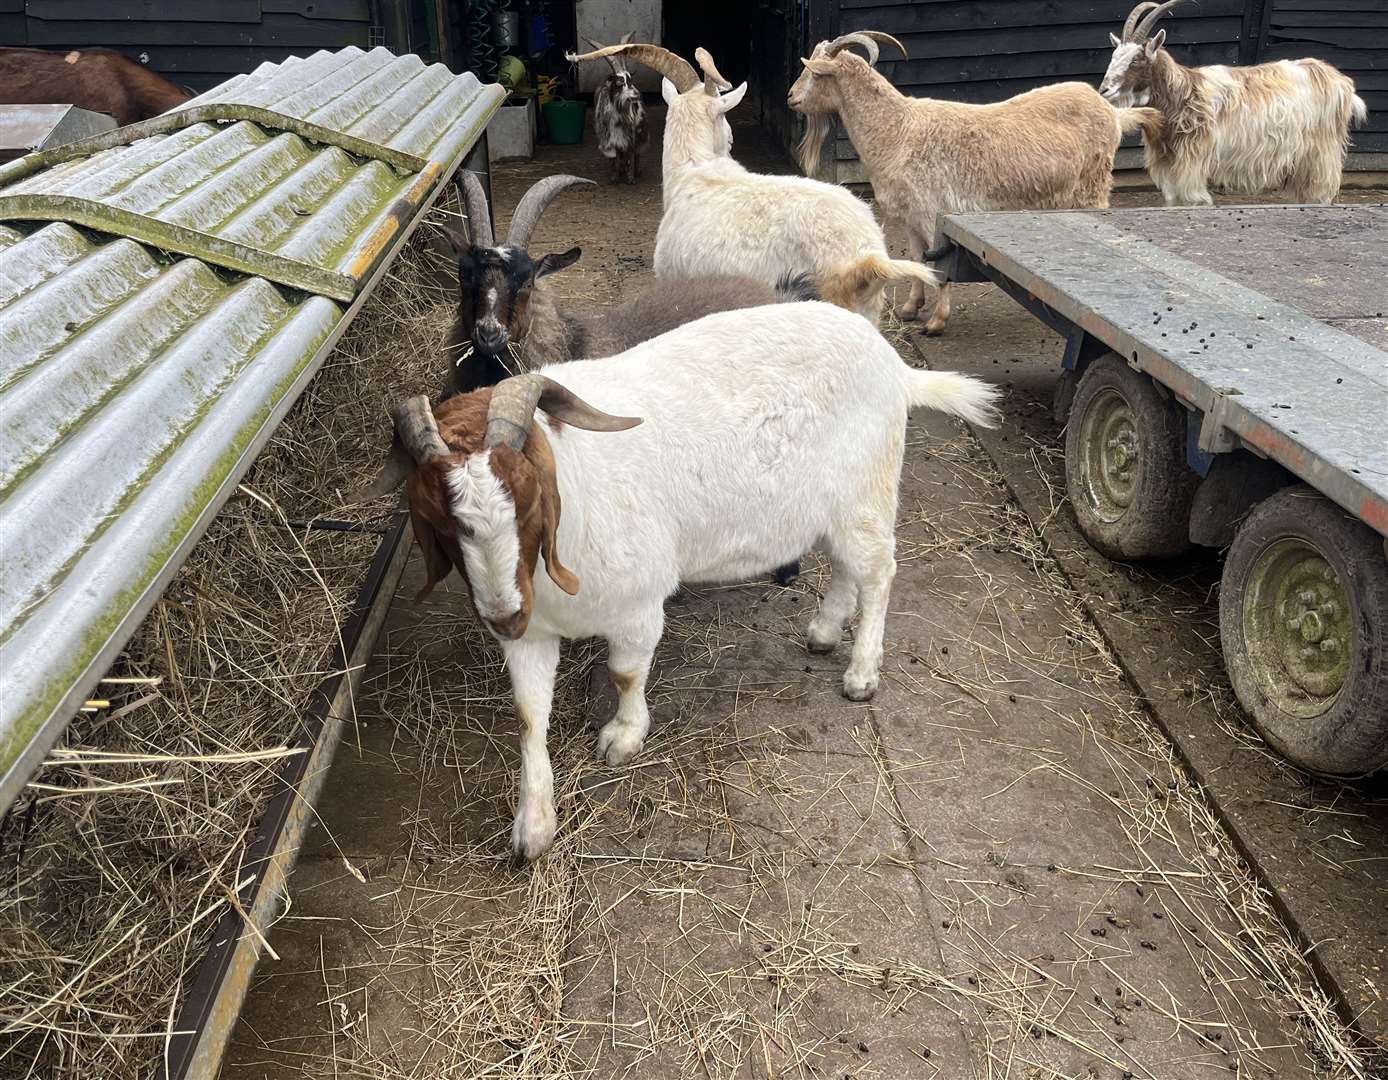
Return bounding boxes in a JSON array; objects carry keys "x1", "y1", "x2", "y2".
[
  {"x1": 382, "y1": 301, "x2": 1002, "y2": 859},
  {"x1": 440, "y1": 170, "x2": 817, "y2": 400},
  {"x1": 585, "y1": 32, "x2": 648, "y2": 185}
]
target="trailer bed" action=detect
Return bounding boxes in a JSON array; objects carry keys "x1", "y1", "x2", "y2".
[{"x1": 939, "y1": 204, "x2": 1388, "y2": 536}]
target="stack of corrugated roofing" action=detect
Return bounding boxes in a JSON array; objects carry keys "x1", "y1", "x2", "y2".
[{"x1": 0, "y1": 47, "x2": 503, "y2": 809}]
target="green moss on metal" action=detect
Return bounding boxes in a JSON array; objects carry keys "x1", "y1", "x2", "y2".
[{"x1": 0, "y1": 311, "x2": 336, "y2": 778}]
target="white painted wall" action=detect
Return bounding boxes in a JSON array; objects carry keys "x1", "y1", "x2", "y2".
[{"x1": 573, "y1": 0, "x2": 663, "y2": 93}]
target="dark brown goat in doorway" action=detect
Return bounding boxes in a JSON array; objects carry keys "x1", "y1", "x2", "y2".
[{"x1": 0, "y1": 47, "x2": 191, "y2": 127}]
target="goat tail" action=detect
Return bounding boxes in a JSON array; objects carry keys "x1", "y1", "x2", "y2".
[
  {"x1": 1351, "y1": 94, "x2": 1368, "y2": 126},
  {"x1": 773, "y1": 271, "x2": 822, "y2": 303},
  {"x1": 1116, "y1": 106, "x2": 1163, "y2": 141},
  {"x1": 818, "y1": 253, "x2": 940, "y2": 313},
  {"x1": 906, "y1": 369, "x2": 1003, "y2": 429}
]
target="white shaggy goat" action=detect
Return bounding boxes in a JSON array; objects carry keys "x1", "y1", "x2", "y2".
[
  {"x1": 1101, "y1": 0, "x2": 1367, "y2": 205},
  {"x1": 566, "y1": 41, "x2": 937, "y2": 325},
  {"x1": 789, "y1": 32, "x2": 1158, "y2": 334},
  {"x1": 384, "y1": 301, "x2": 1000, "y2": 859}
]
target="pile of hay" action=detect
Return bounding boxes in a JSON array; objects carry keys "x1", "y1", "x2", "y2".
[{"x1": 0, "y1": 197, "x2": 462, "y2": 1080}]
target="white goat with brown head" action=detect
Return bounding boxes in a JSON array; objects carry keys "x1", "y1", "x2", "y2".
[
  {"x1": 789, "y1": 32, "x2": 1157, "y2": 334},
  {"x1": 1101, "y1": 0, "x2": 1367, "y2": 205},
  {"x1": 382, "y1": 301, "x2": 1000, "y2": 860},
  {"x1": 564, "y1": 41, "x2": 938, "y2": 325}
]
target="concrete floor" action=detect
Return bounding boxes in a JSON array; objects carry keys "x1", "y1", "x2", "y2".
[{"x1": 221, "y1": 110, "x2": 1385, "y2": 1079}]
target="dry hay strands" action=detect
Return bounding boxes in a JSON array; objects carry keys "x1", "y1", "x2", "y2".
[{"x1": 0, "y1": 196, "x2": 467, "y2": 1080}]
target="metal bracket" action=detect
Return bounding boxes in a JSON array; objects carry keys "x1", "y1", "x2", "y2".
[{"x1": 1197, "y1": 390, "x2": 1242, "y2": 455}]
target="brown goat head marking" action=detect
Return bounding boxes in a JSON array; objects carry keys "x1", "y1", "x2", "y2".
[{"x1": 404, "y1": 397, "x2": 577, "y2": 642}]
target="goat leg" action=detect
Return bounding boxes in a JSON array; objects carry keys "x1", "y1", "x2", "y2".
[
  {"x1": 504, "y1": 635, "x2": 561, "y2": 862},
  {"x1": 899, "y1": 226, "x2": 930, "y2": 320},
  {"x1": 596, "y1": 620, "x2": 661, "y2": 766},
  {"x1": 923, "y1": 281, "x2": 952, "y2": 336}
]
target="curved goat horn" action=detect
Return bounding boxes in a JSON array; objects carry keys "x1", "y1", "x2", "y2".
[
  {"x1": 1121, "y1": 2, "x2": 1158, "y2": 41},
  {"x1": 694, "y1": 47, "x2": 731, "y2": 95},
  {"x1": 582, "y1": 35, "x2": 618, "y2": 72},
  {"x1": 1130, "y1": 0, "x2": 1183, "y2": 41},
  {"x1": 394, "y1": 396, "x2": 450, "y2": 463},
  {"x1": 459, "y1": 170, "x2": 493, "y2": 248},
  {"x1": 826, "y1": 32, "x2": 880, "y2": 66},
  {"x1": 566, "y1": 43, "x2": 698, "y2": 92},
  {"x1": 504, "y1": 174, "x2": 596, "y2": 251},
  {"x1": 827, "y1": 30, "x2": 906, "y2": 64},
  {"x1": 485, "y1": 374, "x2": 642, "y2": 451}
]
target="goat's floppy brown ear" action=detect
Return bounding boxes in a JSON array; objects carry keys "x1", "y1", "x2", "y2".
[
  {"x1": 535, "y1": 246, "x2": 582, "y2": 279},
  {"x1": 524, "y1": 432, "x2": 580, "y2": 595},
  {"x1": 409, "y1": 502, "x2": 460, "y2": 600},
  {"x1": 348, "y1": 440, "x2": 412, "y2": 504}
]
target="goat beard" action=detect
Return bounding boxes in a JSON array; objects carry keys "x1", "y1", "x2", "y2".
[{"x1": 797, "y1": 113, "x2": 832, "y2": 177}]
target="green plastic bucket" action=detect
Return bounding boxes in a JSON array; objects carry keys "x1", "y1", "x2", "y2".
[{"x1": 542, "y1": 99, "x2": 586, "y2": 145}]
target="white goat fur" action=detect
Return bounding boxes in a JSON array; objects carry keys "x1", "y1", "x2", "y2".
[
  {"x1": 651, "y1": 78, "x2": 931, "y2": 325},
  {"x1": 1101, "y1": 36, "x2": 1367, "y2": 205},
  {"x1": 444, "y1": 302, "x2": 999, "y2": 858}
]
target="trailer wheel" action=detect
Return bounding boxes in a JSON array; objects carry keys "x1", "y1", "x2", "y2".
[
  {"x1": 1064, "y1": 356, "x2": 1197, "y2": 559},
  {"x1": 1220, "y1": 486, "x2": 1388, "y2": 774}
]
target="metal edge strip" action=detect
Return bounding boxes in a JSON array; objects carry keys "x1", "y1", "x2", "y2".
[
  {"x1": 0, "y1": 103, "x2": 491, "y2": 819},
  {"x1": 0, "y1": 193, "x2": 359, "y2": 301},
  {"x1": 0, "y1": 104, "x2": 427, "y2": 189},
  {"x1": 939, "y1": 213, "x2": 1388, "y2": 540},
  {"x1": 158, "y1": 510, "x2": 412, "y2": 1080}
]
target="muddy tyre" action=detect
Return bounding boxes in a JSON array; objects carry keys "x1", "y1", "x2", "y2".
[
  {"x1": 1064, "y1": 355, "x2": 1197, "y2": 559},
  {"x1": 1219, "y1": 486, "x2": 1388, "y2": 775}
]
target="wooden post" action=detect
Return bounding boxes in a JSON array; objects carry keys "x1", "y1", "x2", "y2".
[{"x1": 1241, "y1": 0, "x2": 1272, "y2": 65}]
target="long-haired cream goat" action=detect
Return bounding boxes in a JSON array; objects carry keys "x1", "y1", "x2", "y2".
[
  {"x1": 566, "y1": 41, "x2": 935, "y2": 324},
  {"x1": 1101, "y1": 0, "x2": 1367, "y2": 205},
  {"x1": 789, "y1": 32, "x2": 1157, "y2": 334}
]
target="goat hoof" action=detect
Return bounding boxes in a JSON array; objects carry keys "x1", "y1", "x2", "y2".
[
  {"x1": 841, "y1": 670, "x2": 879, "y2": 701},
  {"x1": 922, "y1": 320, "x2": 947, "y2": 337},
  {"x1": 510, "y1": 803, "x2": 557, "y2": 863},
  {"x1": 806, "y1": 632, "x2": 839, "y2": 655},
  {"x1": 899, "y1": 303, "x2": 922, "y2": 320},
  {"x1": 596, "y1": 720, "x2": 646, "y2": 767}
]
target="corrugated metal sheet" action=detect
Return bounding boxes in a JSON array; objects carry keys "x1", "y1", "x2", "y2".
[
  {"x1": 0, "y1": 48, "x2": 503, "y2": 811},
  {"x1": 0, "y1": 47, "x2": 502, "y2": 300}
]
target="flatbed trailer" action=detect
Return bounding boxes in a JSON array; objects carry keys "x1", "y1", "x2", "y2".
[{"x1": 934, "y1": 204, "x2": 1388, "y2": 774}]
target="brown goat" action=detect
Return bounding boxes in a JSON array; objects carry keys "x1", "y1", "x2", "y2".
[{"x1": 0, "y1": 47, "x2": 191, "y2": 127}]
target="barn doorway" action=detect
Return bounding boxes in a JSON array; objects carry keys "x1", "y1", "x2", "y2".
[{"x1": 661, "y1": 0, "x2": 805, "y2": 159}]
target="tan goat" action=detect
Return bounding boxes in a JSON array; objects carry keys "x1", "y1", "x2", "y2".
[
  {"x1": 1101, "y1": 1, "x2": 1367, "y2": 205},
  {"x1": 789, "y1": 33, "x2": 1156, "y2": 334}
]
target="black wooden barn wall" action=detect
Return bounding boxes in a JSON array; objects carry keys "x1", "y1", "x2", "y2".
[
  {"x1": 817, "y1": 0, "x2": 1385, "y2": 169},
  {"x1": 0, "y1": 0, "x2": 375, "y2": 93}
]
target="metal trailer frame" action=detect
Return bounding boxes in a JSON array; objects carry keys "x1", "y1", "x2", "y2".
[
  {"x1": 931, "y1": 203, "x2": 1388, "y2": 771},
  {"x1": 935, "y1": 206, "x2": 1388, "y2": 540}
]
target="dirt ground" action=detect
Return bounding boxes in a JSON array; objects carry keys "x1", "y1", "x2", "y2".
[{"x1": 221, "y1": 110, "x2": 1387, "y2": 1079}]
